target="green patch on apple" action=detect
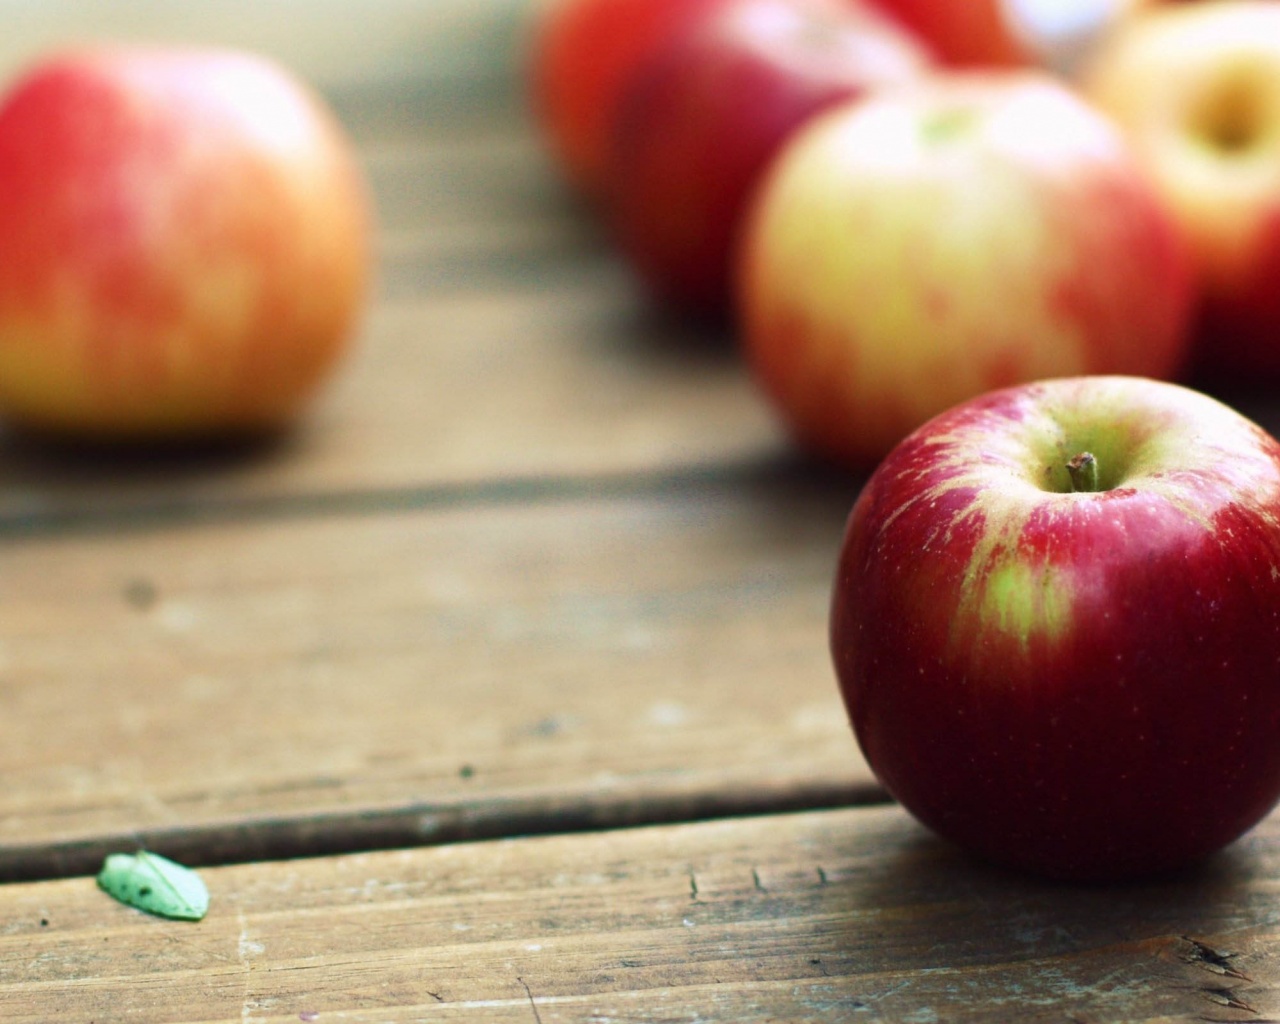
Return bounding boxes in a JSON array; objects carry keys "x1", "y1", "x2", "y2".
[{"x1": 974, "y1": 559, "x2": 1073, "y2": 654}]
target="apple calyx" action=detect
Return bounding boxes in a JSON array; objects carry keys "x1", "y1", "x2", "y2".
[
  {"x1": 1066, "y1": 451, "x2": 1100, "y2": 493},
  {"x1": 1193, "y1": 75, "x2": 1263, "y2": 156}
]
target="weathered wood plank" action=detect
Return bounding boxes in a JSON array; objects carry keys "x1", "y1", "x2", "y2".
[
  {"x1": 5, "y1": 804, "x2": 1280, "y2": 1023},
  {"x1": 0, "y1": 467, "x2": 873, "y2": 877}
]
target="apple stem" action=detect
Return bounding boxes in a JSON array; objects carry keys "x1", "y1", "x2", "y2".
[{"x1": 1067, "y1": 452, "x2": 1099, "y2": 493}]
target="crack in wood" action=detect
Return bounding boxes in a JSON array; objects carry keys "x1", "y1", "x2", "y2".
[
  {"x1": 0, "y1": 782, "x2": 884, "y2": 883},
  {"x1": 1202, "y1": 985, "x2": 1259, "y2": 1014},
  {"x1": 1182, "y1": 935, "x2": 1251, "y2": 981},
  {"x1": 0, "y1": 457, "x2": 857, "y2": 543}
]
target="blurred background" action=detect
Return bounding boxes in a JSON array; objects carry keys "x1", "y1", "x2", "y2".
[{"x1": 0, "y1": 0, "x2": 530, "y2": 92}]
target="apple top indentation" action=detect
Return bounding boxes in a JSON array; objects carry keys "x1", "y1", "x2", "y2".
[{"x1": 1189, "y1": 67, "x2": 1270, "y2": 157}]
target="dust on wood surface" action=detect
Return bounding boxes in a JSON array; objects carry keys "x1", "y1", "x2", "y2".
[{"x1": 0, "y1": 464, "x2": 873, "y2": 878}]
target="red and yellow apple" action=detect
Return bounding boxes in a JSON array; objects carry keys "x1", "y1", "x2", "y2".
[
  {"x1": 525, "y1": 0, "x2": 730, "y2": 201},
  {"x1": 1083, "y1": 1, "x2": 1280, "y2": 382},
  {"x1": 831, "y1": 375, "x2": 1280, "y2": 880},
  {"x1": 603, "y1": 0, "x2": 931, "y2": 319},
  {"x1": 739, "y1": 72, "x2": 1195, "y2": 466},
  {"x1": 0, "y1": 46, "x2": 371, "y2": 441}
]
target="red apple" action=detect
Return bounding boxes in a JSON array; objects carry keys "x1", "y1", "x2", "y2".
[
  {"x1": 525, "y1": 0, "x2": 731, "y2": 201},
  {"x1": 604, "y1": 0, "x2": 931, "y2": 319},
  {"x1": 1083, "y1": 1, "x2": 1280, "y2": 383},
  {"x1": 831, "y1": 375, "x2": 1280, "y2": 881},
  {"x1": 0, "y1": 46, "x2": 371, "y2": 441},
  {"x1": 739, "y1": 72, "x2": 1195, "y2": 467}
]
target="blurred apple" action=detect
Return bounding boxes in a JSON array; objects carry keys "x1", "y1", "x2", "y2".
[
  {"x1": 0, "y1": 46, "x2": 371, "y2": 442},
  {"x1": 864, "y1": 0, "x2": 1151, "y2": 72},
  {"x1": 526, "y1": 0, "x2": 730, "y2": 201},
  {"x1": 740, "y1": 72, "x2": 1195, "y2": 467},
  {"x1": 1084, "y1": 1, "x2": 1280, "y2": 382},
  {"x1": 604, "y1": 0, "x2": 931, "y2": 319}
]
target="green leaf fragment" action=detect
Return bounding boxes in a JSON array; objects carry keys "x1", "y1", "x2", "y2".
[{"x1": 96, "y1": 851, "x2": 209, "y2": 921}]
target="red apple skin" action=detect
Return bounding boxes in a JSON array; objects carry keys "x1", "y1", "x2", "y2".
[
  {"x1": 831, "y1": 376, "x2": 1280, "y2": 881},
  {"x1": 526, "y1": 0, "x2": 731, "y2": 201},
  {"x1": 605, "y1": 0, "x2": 931, "y2": 319},
  {"x1": 0, "y1": 47, "x2": 371, "y2": 441},
  {"x1": 740, "y1": 73, "x2": 1195, "y2": 467},
  {"x1": 1083, "y1": 2, "x2": 1280, "y2": 383}
]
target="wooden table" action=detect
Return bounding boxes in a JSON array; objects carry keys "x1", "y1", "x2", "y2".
[{"x1": 4, "y1": 9, "x2": 1280, "y2": 1022}]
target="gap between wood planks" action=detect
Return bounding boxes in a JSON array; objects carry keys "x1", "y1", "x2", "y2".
[
  {"x1": 0, "y1": 451, "x2": 863, "y2": 542},
  {"x1": 0, "y1": 777, "x2": 891, "y2": 884}
]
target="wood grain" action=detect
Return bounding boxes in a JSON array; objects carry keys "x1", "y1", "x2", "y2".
[
  {"x1": 5, "y1": 804, "x2": 1280, "y2": 1023},
  {"x1": 0, "y1": 464, "x2": 874, "y2": 878}
]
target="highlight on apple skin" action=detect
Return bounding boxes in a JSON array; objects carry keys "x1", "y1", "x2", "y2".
[
  {"x1": 1082, "y1": 0, "x2": 1280, "y2": 383},
  {"x1": 0, "y1": 46, "x2": 372, "y2": 442},
  {"x1": 831, "y1": 375, "x2": 1280, "y2": 882},
  {"x1": 738, "y1": 71, "x2": 1196, "y2": 467}
]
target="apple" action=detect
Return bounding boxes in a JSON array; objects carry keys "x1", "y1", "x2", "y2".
[
  {"x1": 831, "y1": 375, "x2": 1280, "y2": 881},
  {"x1": 864, "y1": 0, "x2": 1152, "y2": 71},
  {"x1": 1082, "y1": 2, "x2": 1280, "y2": 383},
  {"x1": 604, "y1": 0, "x2": 931, "y2": 319},
  {"x1": 739, "y1": 72, "x2": 1195, "y2": 467},
  {"x1": 0, "y1": 46, "x2": 371, "y2": 441},
  {"x1": 525, "y1": 0, "x2": 732, "y2": 202}
]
